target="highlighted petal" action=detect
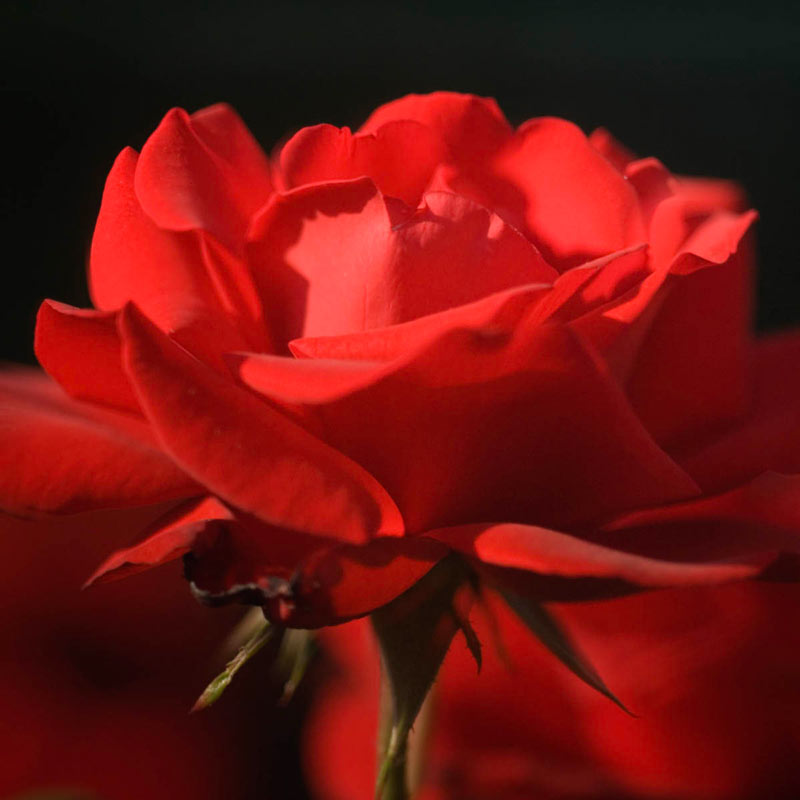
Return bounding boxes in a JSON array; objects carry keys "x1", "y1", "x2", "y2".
[
  {"x1": 427, "y1": 520, "x2": 763, "y2": 595},
  {"x1": 136, "y1": 105, "x2": 272, "y2": 249},
  {"x1": 248, "y1": 179, "x2": 555, "y2": 344},
  {"x1": 35, "y1": 300, "x2": 139, "y2": 413},
  {"x1": 279, "y1": 121, "x2": 443, "y2": 206},
  {"x1": 90, "y1": 147, "x2": 251, "y2": 366},
  {"x1": 360, "y1": 92, "x2": 512, "y2": 166},
  {"x1": 494, "y1": 118, "x2": 645, "y2": 267}
]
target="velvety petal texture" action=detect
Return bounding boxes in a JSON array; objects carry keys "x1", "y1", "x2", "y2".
[
  {"x1": 0, "y1": 369, "x2": 196, "y2": 514},
  {"x1": 1, "y1": 93, "x2": 796, "y2": 639},
  {"x1": 119, "y1": 304, "x2": 403, "y2": 542}
]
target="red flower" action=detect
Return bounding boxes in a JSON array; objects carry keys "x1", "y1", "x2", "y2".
[
  {"x1": 305, "y1": 583, "x2": 800, "y2": 800},
  {"x1": 2, "y1": 92, "x2": 799, "y2": 627}
]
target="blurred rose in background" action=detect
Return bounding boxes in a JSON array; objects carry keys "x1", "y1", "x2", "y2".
[
  {"x1": 0, "y1": 503, "x2": 305, "y2": 800},
  {"x1": 307, "y1": 582, "x2": 800, "y2": 800}
]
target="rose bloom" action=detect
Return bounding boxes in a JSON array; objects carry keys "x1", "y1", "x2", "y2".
[
  {"x1": 1, "y1": 92, "x2": 798, "y2": 630},
  {"x1": 0, "y1": 506, "x2": 284, "y2": 799},
  {"x1": 306, "y1": 583, "x2": 800, "y2": 800}
]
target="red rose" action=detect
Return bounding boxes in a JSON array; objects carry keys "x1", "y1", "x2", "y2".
[
  {"x1": 0, "y1": 507, "x2": 278, "y2": 799},
  {"x1": 1, "y1": 92, "x2": 798, "y2": 628},
  {"x1": 306, "y1": 583, "x2": 800, "y2": 800}
]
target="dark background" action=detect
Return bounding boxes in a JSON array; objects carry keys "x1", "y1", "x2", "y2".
[{"x1": 3, "y1": 1, "x2": 800, "y2": 365}]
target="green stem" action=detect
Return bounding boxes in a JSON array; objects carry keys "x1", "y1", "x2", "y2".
[
  {"x1": 375, "y1": 665, "x2": 410, "y2": 800},
  {"x1": 376, "y1": 729, "x2": 409, "y2": 800}
]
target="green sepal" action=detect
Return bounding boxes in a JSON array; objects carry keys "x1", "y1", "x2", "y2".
[
  {"x1": 192, "y1": 618, "x2": 280, "y2": 712},
  {"x1": 500, "y1": 588, "x2": 633, "y2": 715},
  {"x1": 275, "y1": 628, "x2": 317, "y2": 706}
]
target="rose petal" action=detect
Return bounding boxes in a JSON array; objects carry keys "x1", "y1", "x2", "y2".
[
  {"x1": 537, "y1": 245, "x2": 650, "y2": 325},
  {"x1": 624, "y1": 158, "x2": 676, "y2": 224},
  {"x1": 675, "y1": 175, "x2": 748, "y2": 217},
  {"x1": 248, "y1": 178, "x2": 556, "y2": 344},
  {"x1": 230, "y1": 353, "x2": 387, "y2": 405},
  {"x1": 680, "y1": 329, "x2": 800, "y2": 491},
  {"x1": 601, "y1": 472, "x2": 800, "y2": 564},
  {"x1": 89, "y1": 147, "x2": 250, "y2": 367},
  {"x1": 235, "y1": 247, "x2": 650, "y2": 406},
  {"x1": 85, "y1": 495, "x2": 229, "y2": 586},
  {"x1": 240, "y1": 310, "x2": 698, "y2": 534},
  {"x1": 119, "y1": 304, "x2": 403, "y2": 542},
  {"x1": 34, "y1": 300, "x2": 140, "y2": 413},
  {"x1": 135, "y1": 105, "x2": 272, "y2": 250},
  {"x1": 189, "y1": 102, "x2": 274, "y2": 215},
  {"x1": 289, "y1": 282, "x2": 552, "y2": 363},
  {"x1": 360, "y1": 91, "x2": 513, "y2": 167},
  {"x1": 0, "y1": 368, "x2": 196, "y2": 514},
  {"x1": 426, "y1": 521, "x2": 762, "y2": 591},
  {"x1": 492, "y1": 118, "x2": 645, "y2": 268},
  {"x1": 588, "y1": 127, "x2": 637, "y2": 172},
  {"x1": 627, "y1": 210, "x2": 757, "y2": 448},
  {"x1": 278, "y1": 120, "x2": 444, "y2": 206}
]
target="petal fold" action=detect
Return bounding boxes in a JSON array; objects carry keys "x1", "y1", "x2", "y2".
[
  {"x1": 242, "y1": 308, "x2": 699, "y2": 534},
  {"x1": 85, "y1": 495, "x2": 229, "y2": 586},
  {"x1": 135, "y1": 105, "x2": 272, "y2": 249},
  {"x1": 119, "y1": 305, "x2": 403, "y2": 542},
  {"x1": 493, "y1": 118, "x2": 646, "y2": 267},
  {"x1": 35, "y1": 300, "x2": 140, "y2": 413},
  {"x1": 89, "y1": 147, "x2": 252, "y2": 366}
]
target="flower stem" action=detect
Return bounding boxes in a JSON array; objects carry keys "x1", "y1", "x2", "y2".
[{"x1": 375, "y1": 664, "x2": 409, "y2": 800}]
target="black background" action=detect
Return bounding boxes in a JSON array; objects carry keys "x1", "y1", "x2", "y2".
[{"x1": 3, "y1": 1, "x2": 800, "y2": 365}]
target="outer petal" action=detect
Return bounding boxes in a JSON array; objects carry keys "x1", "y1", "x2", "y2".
[
  {"x1": 89, "y1": 148, "x2": 253, "y2": 365},
  {"x1": 135, "y1": 105, "x2": 272, "y2": 250},
  {"x1": 624, "y1": 158, "x2": 676, "y2": 225},
  {"x1": 87, "y1": 494, "x2": 442, "y2": 628},
  {"x1": 427, "y1": 519, "x2": 763, "y2": 595},
  {"x1": 35, "y1": 300, "x2": 140, "y2": 413},
  {"x1": 588, "y1": 127, "x2": 637, "y2": 171},
  {"x1": 492, "y1": 118, "x2": 646, "y2": 268},
  {"x1": 236, "y1": 309, "x2": 698, "y2": 534},
  {"x1": 627, "y1": 210, "x2": 757, "y2": 449},
  {"x1": 537, "y1": 244, "x2": 650, "y2": 325},
  {"x1": 675, "y1": 175, "x2": 748, "y2": 217},
  {"x1": 360, "y1": 91, "x2": 513, "y2": 167},
  {"x1": 247, "y1": 178, "x2": 556, "y2": 344},
  {"x1": 601, "y1": 472, "x2": 800, "y2": 566},
  {"x1": 119, "y1": 304, "x2": 403, "y2": 542},
  {"x1": 0, "y1": 369, "x2": 196, "y2": 514},
  {"x1": 681, "y1": 329, "x2": 800, "y2": 490},
  {"x1": 85, "y1": 495, "x2": 230, "y2": 586},
  {"x1": 277, "y1": 121, "x2": 444, "y2": 206}
]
